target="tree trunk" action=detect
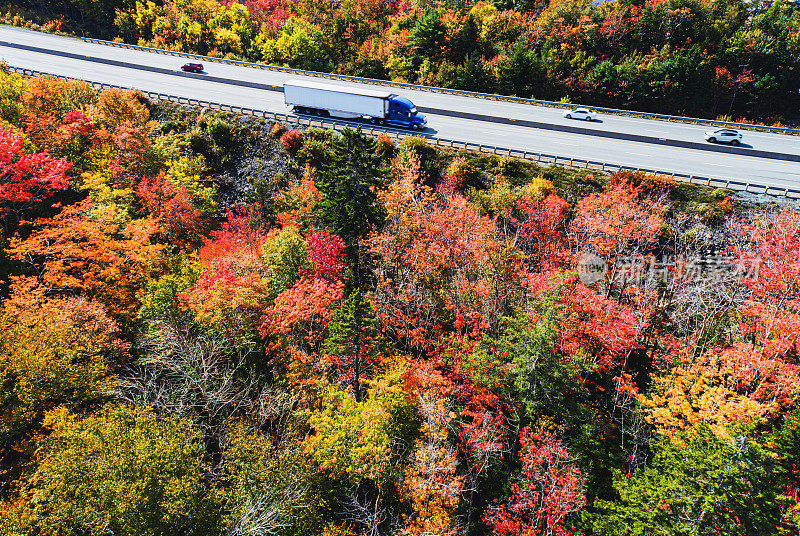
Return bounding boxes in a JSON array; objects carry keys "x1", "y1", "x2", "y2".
[{"x1": 353, "y1": 245, "x2": 363, "y2": 402}]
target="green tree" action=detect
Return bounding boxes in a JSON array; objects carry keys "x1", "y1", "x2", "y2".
[
  {"x1": 315, "y1": 128, "x2": 385, "y2": 285},
  {"x1": 138, "y1": 253, "x2": 202, "y2": 325},
  {"x1": 465, "y1": 292, "x2": 616, "y2": 505},
  {"x1": 6, "y1": 404, "x2": 220, "y2": 536},
  {"x1": 261, "y1": 226, "x2": 309, "y2": 299},
  {"x1": 592, "y1": 425, "x2": 784, "y2": 536},
  {"x1": 410, "y1": 9, "x2": 447, "y2": 59},
  {"x1": 767, "y1": 407, "x2": 800, "y2": 534},
  {"x1": 323, "y1": 289, "x2": 382, "y2": 401},
  {"x1": 466, "y1": 296, "x2": 594, "y2": 429},
  {"x1": 453, "y1": 14, "x2": 480, "y2": 63},
  {"x1": 258, "y1": 17, "x2": 333, "y2": 72},
  {"x1": 499, "y1": 41, "x2": 543, "y2": 98}
]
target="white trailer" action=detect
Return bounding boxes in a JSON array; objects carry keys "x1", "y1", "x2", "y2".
[
  {"x1": 284, "y1": 79, "x2": 390, "y2": 119},
  {"x1": 283, "y1": 79, "x2": 427, "y2": 129}
]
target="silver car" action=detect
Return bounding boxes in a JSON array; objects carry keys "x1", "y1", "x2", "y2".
[
  {"x1": 563, "y1": 108, "x2": 598, "y2": 121},
  {"x1": 704, "y1": 128, "x2": 742, "y2": 145}
]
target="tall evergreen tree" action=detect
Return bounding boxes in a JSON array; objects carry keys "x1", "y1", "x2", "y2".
[
  {"x1": 315, "y1": 127, "x2": 385, "y2": 288},
  {"x1": 410, "y1": 9, "x2": 447, "y2": 59},
  {"x1": 323, "y1": 289, "x2": 382, "y2": 401},
  {"x1": 500, "y1": 41, "x2": 543, "y2": 98},
  {"x1": 454, "y1": 14, "x2": 480, "y2": 63}
]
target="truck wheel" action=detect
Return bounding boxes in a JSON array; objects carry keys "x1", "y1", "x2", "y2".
[{"x1": 411, "y1": 124, "x2": 420, "y2": 131}]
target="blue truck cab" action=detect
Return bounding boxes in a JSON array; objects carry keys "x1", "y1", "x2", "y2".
[{"x1": 388, "y1": 96, "x2": 427, "y2": 130}]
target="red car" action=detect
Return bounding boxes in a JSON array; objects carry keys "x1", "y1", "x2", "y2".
[{"x1": 181, "y1": 63, "x2": 204, "y2": 73}]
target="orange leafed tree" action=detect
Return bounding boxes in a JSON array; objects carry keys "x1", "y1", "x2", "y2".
[
  {"x1": 642, "y1": 208, "x2": 800, "y2": 437},
  {"x1": 510, "y1": 193, "x2": 570, "y2": 272},
  {"x1": 10, "y1": 200, "x2": 164, "y2": 322},
  {"x1": 401, "y1": 363, "x2": 464, "y2": 536},
  {"x1": 137, "y1": 173, "x2": 207, "y2": 245},
  {"x1": 570, "y1": 176, "x2": 667, "y2": 265},
  {"x1": 369, "y1": 155, "x2": 524, "y2": 350},
  {"x1": 0, "y1": 279, "x2": 129, "y2": 448}
]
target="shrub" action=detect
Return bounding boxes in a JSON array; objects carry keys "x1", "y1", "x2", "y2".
[
  {"x1": 469, "y1": 177, "x2": 552, "y2": 216},
  {"x1": 208, "y1": 117, "x2": 235, "y2": 151},
  {"x1": 610, "y1": 170, "x2": 676, "y2": 195},
  {"x1": 297, "y1": 138, "x2": 326, "y2": 166},
  {"x1": 304, "y1": 128, "x2": 335, "y2": 144},
  {"x1": 443, "y1": 156, "x2": 480, "y2": 190},
  {"x1": 187, "y1": 130, "x2": 208, "y2": 155},
  {"x1": 399, "y1": 136, "x2": 433, "y2": 158},
  {"x1": 374, "y1": 133, "x2": 394, "y2": 158},
  {"x1": 280, "y1": 129, "x2": 304, "y2": 152},
  {"x1": 270, "y1": 122, "x2": 288, "y2": 137},
  {"x1": 495, "y1": 156, "x2": 527, "y2": 186},
  {"x1": 399, "y1": 136, "x2": 438, "y2": 183}
]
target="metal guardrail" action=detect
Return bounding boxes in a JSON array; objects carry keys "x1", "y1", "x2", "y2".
[
  {"x1": 8, "y1": 66, "x2": 800, "y2": 199},
  {"x1": 79, "y1": 36, "x2": 800, "y2": 137}
]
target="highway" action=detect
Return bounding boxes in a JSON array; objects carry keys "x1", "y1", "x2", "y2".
[{"x1": 1, "y1": 25, "x2": 799, "y2": 191}]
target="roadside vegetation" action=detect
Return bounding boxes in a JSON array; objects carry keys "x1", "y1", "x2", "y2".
[
  {"x1": 0, "y1": 67, "x2": 799, "y2": 536},
  {"x1": 1, "y1": 0, "x2": 799, "y2": 125}
]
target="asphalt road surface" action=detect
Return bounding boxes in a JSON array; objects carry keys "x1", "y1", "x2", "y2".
[{"x1": 1, "y1": 25, "x2": 799, "y2": 190}]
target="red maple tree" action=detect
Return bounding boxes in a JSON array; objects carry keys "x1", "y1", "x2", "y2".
[
  {"x1": 0, "y1": 127, "x2": 71, "y2": 220},
  {"x1": 484, "y1": 428, "x2": 586, "y2": 536}
]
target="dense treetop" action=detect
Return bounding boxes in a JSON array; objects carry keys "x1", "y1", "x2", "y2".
[{"x1": 0, "y1": 64, "x2": 799, "y2": 535}]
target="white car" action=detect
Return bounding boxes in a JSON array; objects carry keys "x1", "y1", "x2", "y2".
[
  {"x1": 705, "y1": 129, "x2": 742, "y2": 145},
  {"x1": 563, "y1": 108, "x2": 597, "y2": 121}
]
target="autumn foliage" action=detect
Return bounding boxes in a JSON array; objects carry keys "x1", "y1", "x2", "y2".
[
  {"x1": 0, "y1": 126, "x2": 70, "y2": 219},
  {"x1": 1, "y1": 67, "x2": 799, "y2": 536},
  {"x1": 484, "y1": 428, "x2": 586, "y2": 536}
]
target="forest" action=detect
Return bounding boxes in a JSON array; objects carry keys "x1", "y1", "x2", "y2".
[
  {"x1": 1, "y1": 0, "x2": 800, "y2": 124},
  {"x1": 0, "y1": 62, "x2": 798, "y2": 536}
]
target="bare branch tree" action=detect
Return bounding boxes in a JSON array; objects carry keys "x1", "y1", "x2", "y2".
[
  {"x1": 227, "y1": 452, "x2": 310, "y2": 536},
  {"x1": 117, "y1": 320, "x2": 291, "y2": 438}
]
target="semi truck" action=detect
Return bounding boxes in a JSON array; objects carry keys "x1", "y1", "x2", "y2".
[{"x1": 283, "y1": 79, "x2": 427, "y2": 130}]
